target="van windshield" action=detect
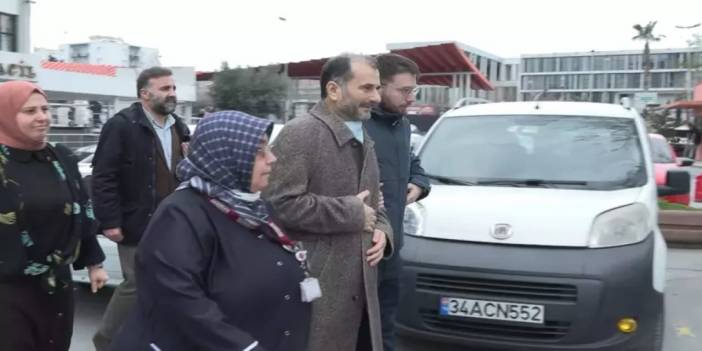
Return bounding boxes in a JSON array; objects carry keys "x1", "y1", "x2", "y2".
[{"x1": 419, "y1": 115, "x2": 647, "y2": 190}]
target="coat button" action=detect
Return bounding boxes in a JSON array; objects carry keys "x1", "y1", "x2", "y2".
[
  {"x1": 352, "y1": 295, "x2": 359, "y2": 301},
  {"x1": 276, "y1": 261, "x2": 283, "y2": 267},
  {"x1": 284, "y1": 330, "x2": 291, "y2": 336},
  {"x1": 284, "y1": 294, "x2": 291, "y2": 301},
  {"x1": 57, "y1": 312, "x2": 63, "y2": 317},
  {"x1": 49, "y1": 339, "x2": 54, "y2": 344},
  {"x1": 257, "y1": 234, "x2": 264, "y2": 239}
]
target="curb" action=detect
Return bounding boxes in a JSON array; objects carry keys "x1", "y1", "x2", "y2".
[{"x1": 659, "y1": 210, "x2": 702, "y2": 246}]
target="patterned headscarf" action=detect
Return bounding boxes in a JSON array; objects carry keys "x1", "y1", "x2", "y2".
[
  {"x1": 176, "y1": 111, "x2": 273, "y2": 226},
  {"x1": 0, "y1": 81, "x2": 49, "y2": 150}
]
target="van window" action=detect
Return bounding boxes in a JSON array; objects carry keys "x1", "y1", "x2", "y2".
[{"x1": 420, "y1": 115, "x2": 646, "y2": 190}]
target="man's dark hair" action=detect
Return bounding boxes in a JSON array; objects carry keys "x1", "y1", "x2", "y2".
[
  {"x1": 376, "y1": 54, "x2": 419, "y2": 84},
  {"x1": 137, "y1": 67, "x2": 173, "y2": 98},
  {"x1": 319, "y1": 54, "x2": 377, "y2": 99}
]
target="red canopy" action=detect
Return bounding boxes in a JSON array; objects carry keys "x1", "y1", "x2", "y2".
[
  {"x1": 287, "y1": 42, "x2": 493, "y2": 91},
  {"x1": 41, "y1": 61, "x2": 117, "y2": 77}
]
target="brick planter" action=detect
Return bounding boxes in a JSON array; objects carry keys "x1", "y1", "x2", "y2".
[{"x1": 659, "y1": 210, "x2": 702, "y2": 245}]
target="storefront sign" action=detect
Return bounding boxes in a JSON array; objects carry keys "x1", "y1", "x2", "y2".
[{"x1": 0, "y1": 62, "x2": 36, "y2": 79}]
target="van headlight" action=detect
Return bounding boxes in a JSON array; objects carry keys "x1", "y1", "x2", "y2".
[
  {"x1": 404, "y1": 203, "x2": 426, "y2": 237},
  {"x1": 588, "y1": 203, "x2": 651, "y2": 248}
]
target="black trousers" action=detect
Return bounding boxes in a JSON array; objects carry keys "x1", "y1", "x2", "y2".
[
  {"x1": 356, "y1": 307, "x2": 372, "y2": 351},
  {"x1": 0, "y1": 268, "x2": 74, "y2": 351},
  {"x1": 378, "y1": 252, "x2": 403, "y2": 351}
]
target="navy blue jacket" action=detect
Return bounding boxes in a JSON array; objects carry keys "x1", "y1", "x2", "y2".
[
  {"x1": 110, "y1": 189, "x2": 310, "y2": 351},
  {"x1": 365, "y1": 107, "x2": 430, "y2": 249}
]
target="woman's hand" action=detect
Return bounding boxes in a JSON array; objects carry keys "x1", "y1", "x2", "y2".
[{"x1": 88, "y1": 265, "x2": 109, "y2": 293}]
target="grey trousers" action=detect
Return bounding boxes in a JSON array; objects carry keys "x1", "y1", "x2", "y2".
[{"x1": 93, "y1": 244, "x2": 137, "y2": 351}]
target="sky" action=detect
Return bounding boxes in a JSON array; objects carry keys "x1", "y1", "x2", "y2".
[{"x1": 30, "y1": 0, "x2": 702, "y2": 71}]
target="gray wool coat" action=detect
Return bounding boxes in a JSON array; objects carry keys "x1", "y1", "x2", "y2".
[{"x1": 263, "y1": 101, "x2": 394, "y2": 351}]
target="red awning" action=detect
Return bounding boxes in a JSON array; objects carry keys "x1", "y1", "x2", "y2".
[
  {"x1": 662, "y1": 100, "x2": 702, "y2": 110},
  {"x1": 287, "y1": 42, "x2": 493, "y2": 91},
  {"x1": 41, "y1": 61, "x2": 117, "y2": 77}
]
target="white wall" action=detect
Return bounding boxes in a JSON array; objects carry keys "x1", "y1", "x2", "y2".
[
  {"x1": 37, "y1": 65, "x2": 196, "y2": 102},
  {"x1": 137, "y1": 47, "x2": 160, "y2": 68},
  {"x1": 0, "y1": 0, "x2": 20, "y2": 15},
  {"x1": 0, "y1": 0, "x2": 30, "y2": 53},
  {"x1": 90, "y1": 41, "x2": 129, "y2": 66},
  {"x1": 0, "y1": 51, "x2": 39, "y2": 81}
]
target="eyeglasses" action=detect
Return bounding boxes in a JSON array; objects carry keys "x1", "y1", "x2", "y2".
[{"x1": 384, "y1": 84, "x2": 420, "y2": 97}]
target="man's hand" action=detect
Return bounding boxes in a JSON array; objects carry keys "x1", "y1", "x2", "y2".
[
  {"x1": 356, "y1": 190, "x2": 376, "y2": 232},
  {"x1": 103, "y1": 227, "x2": 124, "y2": 243},
  {"x1": 406, "y1": 183, "x2": 423, "y2": 204},
  {"x1": 366, "y1": 229, "x2": 387, "y2": 267},
  {"x1": 88, "y1": 265, "x2": 109, "y2": 293}
]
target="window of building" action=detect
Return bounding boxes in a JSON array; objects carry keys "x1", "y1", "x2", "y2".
[
  {"x1": 0, "y1": 12, "x2": 17, "y2": 52},
  {"x1": 593, "y1": 74, "x2": 607, "y2": 88},
  {"x1": 610, "y1": 55, "x2": 626, "y2": 70},
  {"x1": 627, "y1": 55, "x2": 641, "y2": 70},
  {"x1": 543, "y1": 57, "x2": 557, "y2": 72},
  {"x1": 577, "y1": 74, "x2": 591, "y2": 89},
  {"x1": 652, "y1": 72, "x2": 687, "y2": 88},
  {"x1": 593, "y1": 56, "x2": 608, "y2": 71},
  {"x1": 505, "y1": 65, "x2": 512, "y2": 81},
  {"x1": 611, "y1": 73, "x2": 639, "y2": 89}
]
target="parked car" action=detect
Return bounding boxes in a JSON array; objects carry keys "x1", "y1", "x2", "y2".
[
  {"x1": 72, "y1": 122, "x2": 284, "y2": 286},
  {"x1": 73, "y1": 143, "x2": 97, "y2": 160},
  {"x1": 649, "y1": 133, "x2": 694, "y2": 206},
  {"x1": 397, "y1": 101, "x2": 689, "y2": 351}
]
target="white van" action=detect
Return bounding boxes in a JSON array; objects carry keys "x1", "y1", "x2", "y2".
[{"x1": 397, "y1": 101, "x2": 690, "y2": 350}]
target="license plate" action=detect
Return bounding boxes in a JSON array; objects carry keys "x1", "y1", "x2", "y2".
[{"x1": 439, "y1": 297, "x2": 544, "y2": 324}]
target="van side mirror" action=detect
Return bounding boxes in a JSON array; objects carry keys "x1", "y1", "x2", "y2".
[
  {"x1": 657, "y1": 169, "x2": 690, "y2": 196},
  {"x1": 678, "y1": 158, "x2": 694, "y2": 167}
]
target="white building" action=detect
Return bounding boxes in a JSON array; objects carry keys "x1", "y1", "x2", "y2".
[
  {"x1": 54, "y1": 35, "x2": 161, "y2": 68},
  {"x1": 388, "y1": 41, "x2": 520, "y2": 103},
  {"x1": 519, "y1": 48, "x2": 702, "y2": 107},
  {"x1": 0, "y1": 0, "x2": 29, "y2": 54},
  {"x1": 0, "y1": 0, "x2": 195, "y2": 135}
]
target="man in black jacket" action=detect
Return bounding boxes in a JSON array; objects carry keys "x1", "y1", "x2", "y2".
[
  {"x1": 91, "y1": 67, "x2": 190, "y2": 351},
  {"x1": 364, "y1": 54, "x2": 430, "y2": 351}
]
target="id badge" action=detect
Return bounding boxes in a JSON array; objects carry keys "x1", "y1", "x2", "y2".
[{"x1": 300, "y1": 277, "x2": 322, "y2": 302}]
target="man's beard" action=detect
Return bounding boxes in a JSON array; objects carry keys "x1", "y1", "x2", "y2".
[
  {"x1": 151, "y1": 97, "x2": 177, "y2": 115},
  {"x1": 380, "y1": 99, "x2": 407, "y2": 115},
  {"x1": 338, "y1": 100, "x2": 373, "y2": 121}
]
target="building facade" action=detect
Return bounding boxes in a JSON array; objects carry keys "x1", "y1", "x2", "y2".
[
  {"x1": 520, "y1": 48, "x2": 702, "y2": 106},
  {"x1": 387, "y1": 41, "x2": 519, "y2": 104},
  {"x1": 51, "y1": 35, "x2": 161, "y2": 68}
]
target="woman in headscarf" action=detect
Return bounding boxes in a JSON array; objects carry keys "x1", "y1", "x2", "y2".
[
  {"x1": 110, "y1": 111, "x2": 313, "y2": 351},
  {"x1": 0, "y1": 80, "x2": 108, "y2": 351}
]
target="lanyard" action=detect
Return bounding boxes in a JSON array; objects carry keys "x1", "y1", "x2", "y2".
[{"x1": 208, "y1": 197, "x2": 310, "y2": 275}]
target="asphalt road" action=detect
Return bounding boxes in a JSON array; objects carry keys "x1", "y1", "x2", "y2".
[{"x1": 69, "y1": 247, "x2": 702, "y2": 351}]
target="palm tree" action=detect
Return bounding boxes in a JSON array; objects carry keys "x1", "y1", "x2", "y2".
[{"x1": 632, "y1": 21, "x2": 665, "y2": 91}]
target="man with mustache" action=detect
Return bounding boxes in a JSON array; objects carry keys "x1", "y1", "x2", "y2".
[
  {"x1": 264, "y1": 54, "x2": 393, "y2": 350},
  {"x1": 91, "y1": 67, "x2": 190, "y2": 351}
]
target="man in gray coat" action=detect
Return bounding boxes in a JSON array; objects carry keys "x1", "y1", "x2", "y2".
[{"x1": 264, "y1": 54, "x2": 393, "y2": 351}]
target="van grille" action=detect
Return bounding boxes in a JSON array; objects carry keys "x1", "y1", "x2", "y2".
[
  {"x1": 416, "y1": 273, "x2": 578, "y2": 302},
  {"x1": 420, "y1": 309, "x2": 571, "y2": 340}
]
